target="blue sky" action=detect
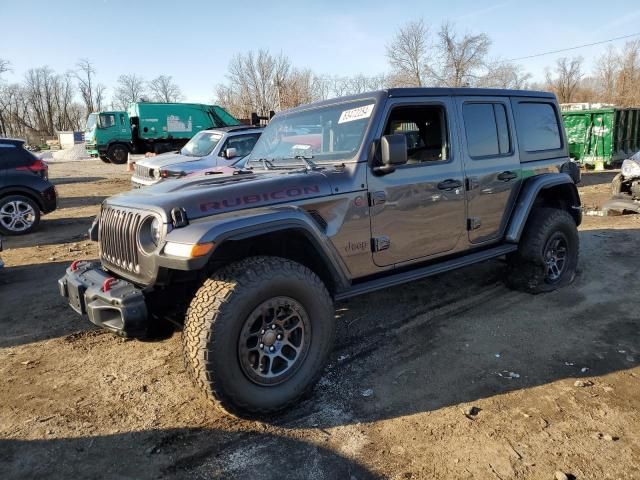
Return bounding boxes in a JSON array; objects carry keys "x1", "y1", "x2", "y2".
[{"x1": 1, "y1": 0, "x2": 640, "y2": 103}]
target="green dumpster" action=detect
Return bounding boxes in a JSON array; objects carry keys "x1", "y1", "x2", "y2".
[{"x1": 561, "y1": 108, "x2": 640, "y2": 167}]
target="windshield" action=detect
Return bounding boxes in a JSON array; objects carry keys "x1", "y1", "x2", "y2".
[
  {"x1": 181, "y1": 131, "x2": 223, "y2": 157},
  {"x1": 85, "y1": 113, "x2": 97, "y2": 132},
  {"x1": 246, "y1": 99, "x2": 375, "y2": 168}
]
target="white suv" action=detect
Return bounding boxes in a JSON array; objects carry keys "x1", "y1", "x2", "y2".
[{"x1": 131, "y1": 126, "x2": 262, "y2": 187}]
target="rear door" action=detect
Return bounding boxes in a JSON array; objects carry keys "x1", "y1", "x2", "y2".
[
  {"x1": 456, "y1": 96, "x2": 521, "y2": 244},
  {"x1": 368, "y1": 97, "x2": 466, "y2": 267}
]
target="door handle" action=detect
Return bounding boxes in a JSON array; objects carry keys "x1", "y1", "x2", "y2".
[
  {"x1": 497, "y1": 171, "x2": 518, "y2": 182},
  {"x1": 437, "y1": 179, "x2": 463, "y2": 191}
]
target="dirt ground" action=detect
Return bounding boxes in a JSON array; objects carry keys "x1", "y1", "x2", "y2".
[{"x1": 0, "y1": 160, "x2": 638, "y2": 480}]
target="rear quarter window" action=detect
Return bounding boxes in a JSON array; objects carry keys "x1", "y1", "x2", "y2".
[
  {"x1": 0, "y1": 145, "x2": 30, "y2": 169},
  {"x1": 512, "y1": 100, "x2": 566, "y2": 162}
]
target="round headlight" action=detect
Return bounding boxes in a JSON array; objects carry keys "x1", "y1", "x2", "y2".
[
  {"x1": 152, "y1": 168, "x2": 161, "y2": 179},
  {"x1": 150, "y1": 217, "x2": 161, "y2": 246},
  {"x1": 621, "y1": 159, "x2": 640, "y2": 178},
  {"x1": 138, "y1": 216, "x2": 163, "y2": 254}
]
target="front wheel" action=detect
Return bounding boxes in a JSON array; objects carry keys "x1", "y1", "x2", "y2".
[
  {"x1": 99, "y1": 155, "x2": 111, "y2": 164},
  {"x1": 182, "y1": 256, "x2": 335, "y2": 415},
  {"x1": 506, "y1": 208, "x2": 579, "y2": 293},
  {"x1": 107, "y1": 144, "x2": 129, "y2": 164}
]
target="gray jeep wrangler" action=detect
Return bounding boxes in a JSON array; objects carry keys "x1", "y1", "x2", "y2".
[{"x1": 59, "y1": 88, "x2": 581, "y2": 415}]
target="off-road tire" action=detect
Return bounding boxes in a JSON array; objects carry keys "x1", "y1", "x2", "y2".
[
  {"x1": 107, "y1": 144, "x2": 129, "y2": 165},
  {"x1": 99, "y1": 155, "x2": 111, "y2": 164},
  {"x1": 611, "y1": 173, "x2": 622, "y2": 196},
  {"x1": 506, "y1": 208, "x2": 579, "y2": 293},
  {"x1": 0, "y1": 195, "x2": 41, "y2": 235},
  {"x1": 182, "y1": 256, "x2": 335, "y2": 416}
]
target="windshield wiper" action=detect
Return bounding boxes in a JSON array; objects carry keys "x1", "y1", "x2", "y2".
[
  {"x1": 248, "y1": 158, "x2": 276, "y2": 170},
  {"x1": 291, "y1": 155, "x2": 325, "y2": 172}
]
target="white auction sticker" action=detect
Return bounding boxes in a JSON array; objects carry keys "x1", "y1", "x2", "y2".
[{"x1": 338, "y1": 104, "x2": 374, "y2": 124}]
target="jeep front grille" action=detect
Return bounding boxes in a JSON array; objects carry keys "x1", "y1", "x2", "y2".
[
  {"x1": 99, "y1": 206, "x2": 143, "y2": 273},
  {"x1": 134, "y1": 164, "x2": 154, "y2": 180}
]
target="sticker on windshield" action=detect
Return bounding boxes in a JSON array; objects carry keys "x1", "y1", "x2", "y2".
[{"x1": 338, "y1": 104, "x2": 374, "y2": 124}]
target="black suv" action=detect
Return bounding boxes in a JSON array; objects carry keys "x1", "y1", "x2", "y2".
[
  {"x1": 60, "y1": 88, "x2": 581, "y2": 415},
  {"x1": 0, "y1": 139, "x2": 57, "y2": 235}
]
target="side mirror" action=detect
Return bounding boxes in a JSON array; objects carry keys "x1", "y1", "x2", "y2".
[
  {"x1": 224, "y1": 147, "x2": 237, "y2": 159},
  {"x1": 375, "y1": 134, "x2": 407, "y2": 175}
]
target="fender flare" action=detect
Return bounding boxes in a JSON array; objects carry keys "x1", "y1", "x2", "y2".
[
  {"x1": 164, "y1": 207, "x2": 352, "y2": 292},
  {"x1": 505, "y1": 173, "x2": 581, "y2": 243}
]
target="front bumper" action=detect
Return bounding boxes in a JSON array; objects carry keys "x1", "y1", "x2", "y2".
[
  {"x1": 131, "y1": 175, "x2": 160, "y2": 188},
  {"x1": 58, "y1": 262, "x2": 148, "y2": 337}
]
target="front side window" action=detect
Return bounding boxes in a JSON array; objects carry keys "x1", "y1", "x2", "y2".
[
  {"x1": 383, "y1": 105, "x2": 448, "y2": 163},
  {"x1": 181, "y1": 131, "x2": 223, "y2": 157},
  {"x1": 99, "y1": 113, "x2": 116, "y2": 128},
  {"x1": 246, "y1": 99, "x2": 375, "y2": 169},
  {"x1": 219, "y1": 133, "x2": 261, "y2": 158},
  {"x1": 515, "y1": 102, "x2": 562, "y2": 152},
  {"x1": 463, "y1": 103, "x2": 511, "y2": 158}
]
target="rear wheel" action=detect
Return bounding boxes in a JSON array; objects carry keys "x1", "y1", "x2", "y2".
[
  {"x1": 0, "y1": 195, "x2": 41, "y2": 235},
  {"x1": 506, "y1": 208, "x2": 579, "y2": 293},
  {"x1": 107, "y1": 144, "x2": 129, "y2": 164},
  {"x1": 183, "y1": 256, "x2": 335, "y2": 416},
  {"x1": 99, "y1": 155, "x2": 111, "y2": 163}
]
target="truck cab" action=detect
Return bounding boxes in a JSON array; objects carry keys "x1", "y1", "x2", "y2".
[{"x1": 85, "y1": 111, "x2": 130, "y2": 162}]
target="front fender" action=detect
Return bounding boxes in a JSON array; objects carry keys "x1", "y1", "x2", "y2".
[
  {"x1": 161, "y1": 205, "x2": 352, "y2": 290},
  {"x1": 505, "y1": 173, "x2": 581, "y2": 243}
]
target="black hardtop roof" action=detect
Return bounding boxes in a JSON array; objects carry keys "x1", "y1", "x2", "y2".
[
  {"x1": 281, "y1": 88, "x2": 556, "y2": 115},
  {"x1": 0, "y1": 138, "x2": 25, "y2": 146}
]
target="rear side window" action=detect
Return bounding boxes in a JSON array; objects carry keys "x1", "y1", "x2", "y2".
[
  {"x1": 0, "y1": 145, "x2": 30, "y2": 168},
  {"x1": 514, "y1": 102, "x2": 562, "y2": 152},
  {"x1": 462, "y1": 103, "x2": 511, "y2": 158}
]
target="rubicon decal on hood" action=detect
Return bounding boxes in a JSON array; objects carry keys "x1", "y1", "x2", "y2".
[{"x1": 199, "y1": 185, "x2": 322, "y2": 212}]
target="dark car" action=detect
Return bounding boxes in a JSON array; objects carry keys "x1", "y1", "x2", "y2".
[{"x1": 0, "y1": 138, "x2": 57, "y2": 235}]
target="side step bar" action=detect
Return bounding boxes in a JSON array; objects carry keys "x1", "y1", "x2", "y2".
[{"x1": 335, "y1": 244, "x2": 518, "y2": 301}]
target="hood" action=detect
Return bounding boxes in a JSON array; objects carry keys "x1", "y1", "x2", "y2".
[
  {"x1": 137, "y1": 151, "x2": 206, "y2": 169},
  {"x1": 107, "y1": 169, "x2": 333, "y2": 221}
]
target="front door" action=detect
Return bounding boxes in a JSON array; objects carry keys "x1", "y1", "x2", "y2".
[
  {"x1": 368, "y1": 98, "x2": 466, "y2": 267},
  {"x1": 456, "y1": 97, "x2": 522, "y2": 244}
]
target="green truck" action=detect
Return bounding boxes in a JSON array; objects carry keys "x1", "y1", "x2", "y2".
[
  {"x1": 562, "y1": 107, "x2": 640, "y2": 168},
  {"x1": 84, "y1": 102, "x2": 240, "y2": 164}
]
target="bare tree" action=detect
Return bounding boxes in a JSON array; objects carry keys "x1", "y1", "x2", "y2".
[
  {"x1": 432, "y1": 22, "x2": 491, "y2": 87},
  {"x1": 0, "y1": 59, "x2": 12, "y2": 135},
  {"x1": 0, "y1": 59, "x2": 10, "y2": 77},
  {"x1": 113, "y1": 74, "x2": 146, "y2": 109},
  {"x1": 148, "y1": 75, "x2": 183, "y2": 102},
  {"x1": 545, "y1": 57, "x2": 583, "y2": 103},
  {"x1": 216, "y1": 50, "x2": 291, "y2": 119},
  {"x1": 479, "y1": 60, "x2": 531, "y2": 89},
  {"x1": 614, "y1": 40, "x2": 640, "y2": 106},
  {"x1": 75, "y1": 58, "x2": 106, "y2": 113},
  {"x1": 594, "y1": 46, "x2": 619, "y2": 103},
  {"x1": 386, "y1": 18, "x2": 430, "y2": 87}
]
